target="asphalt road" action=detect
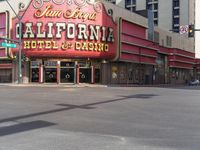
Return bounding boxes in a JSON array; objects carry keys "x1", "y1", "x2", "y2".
[{"x1": 0, "y1": 85, "x2": 200, "y2": 150}]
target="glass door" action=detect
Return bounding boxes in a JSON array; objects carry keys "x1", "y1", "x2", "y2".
[
  {"x1": 31, "y1": 61, "x2": 40, "y2": 83},
  {"x1": 45, "y1": 68, "x2": 57, "y2": 83},
  {"x1": 60, "y1": 62, "x2": 75, "y2": 83},
  {"x1": 44, "y1": 61, "x2": 57, "y2": 83},
  {"x1": 79, "y1": 68, "x2": 91, "y2": 83}
]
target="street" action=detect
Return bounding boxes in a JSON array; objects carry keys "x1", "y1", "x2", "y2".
[{"x1": 0, "y1": 85, "x2": 200, "y2": 150}]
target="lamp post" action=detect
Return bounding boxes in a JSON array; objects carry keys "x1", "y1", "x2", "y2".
[{"x1": 0, "y1": 0, "x2": 25, "y2": 84}]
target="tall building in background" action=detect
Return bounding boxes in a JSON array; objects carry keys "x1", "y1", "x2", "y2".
[
  {"x1": 106, "y1": 0, "x2": 194, "y2": 30},
  {"x1": 106, "y1": 0, "x2": 200, "y2": 58}
]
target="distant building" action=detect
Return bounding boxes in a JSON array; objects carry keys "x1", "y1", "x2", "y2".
[{"x1": 106, "y1": 0, "x2": 200, "y2": 58}]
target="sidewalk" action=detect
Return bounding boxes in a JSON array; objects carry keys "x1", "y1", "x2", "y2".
[
  {"x1": 108, "y1": 83, "x2": 188, "y2": 88},
  {"x1": 0, "y1": 83, "x2": 108, "y2": 88},
  {"x1": 0, "y1": 83, "x2": 190, "y2": 88}
]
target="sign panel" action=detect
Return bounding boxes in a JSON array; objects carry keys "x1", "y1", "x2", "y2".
[
  {"x1": 179, "y1": 25, "x2": 188, "y2": 34},
  {"x1": 0, "y1": 11, "x2": 9, "y2": 58},
  {"x1": 12, "y1": 0, "x2": 117, "y2": 59},
  {"x1": 1, "y1": 42, "x2": 17, "y2": 48}
]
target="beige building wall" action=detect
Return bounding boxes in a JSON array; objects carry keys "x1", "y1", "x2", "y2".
[
  {"x1": 180, "y1": 0, "x2": 189, "y2": 26},
  {"x1": 115, "y1": 0, "x2": 125, "y2": 8},
  {"x1": 155, "y1": 27, "x2": 194, "y2": 52},
  {"x1": 158, "y1": 0, "x2": 172, "y2": 30},
  {"x1": 136, "y1": 0, "x2": 146, "y2": 11}
]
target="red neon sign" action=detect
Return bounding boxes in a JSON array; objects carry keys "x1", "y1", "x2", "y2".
[{"x1": 12, "y1": 0, "x2": 117, "y2": 59}]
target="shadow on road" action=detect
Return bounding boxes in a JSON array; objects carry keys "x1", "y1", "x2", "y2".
[
  {"x1": 0, "y1": 120, "x2": 55, "y2": 137},
  {"x1": 0, "y1": 94, "x2": 158, "y2": 124}
]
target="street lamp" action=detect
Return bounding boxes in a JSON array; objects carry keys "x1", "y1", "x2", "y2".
[{"x1": 0, "y1": 0, "x2": 25, "y2": 84}]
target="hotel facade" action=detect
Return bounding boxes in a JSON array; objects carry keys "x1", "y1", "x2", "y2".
[{"x1": 0, "y1": 0, "x2": 199, "y2": 85}]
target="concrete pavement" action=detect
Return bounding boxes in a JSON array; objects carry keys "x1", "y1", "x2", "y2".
[{"x1": 0, "y1": 85, "x2": 200, "y2": 149}]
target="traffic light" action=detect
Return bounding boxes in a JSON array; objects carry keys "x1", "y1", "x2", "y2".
[{"x1": 188, "y1": 24, "x2": 195, "y2": 37}]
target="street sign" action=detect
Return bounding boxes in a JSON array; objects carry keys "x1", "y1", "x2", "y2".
[
  {"x1": 1, "y1": 42, "x2": 17, "y2": 48},
  {"x1": 179, "y1": 25, "x2": 188, "y2": 34}
]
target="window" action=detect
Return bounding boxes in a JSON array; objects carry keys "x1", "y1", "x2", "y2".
[
  {"x1": 173, "y1": 0, "x2": 179, "y2": 7},
  {"x1": 126, "y1": 0, "x2": 132, "y2": 5},
  {"x1": 154, "y1": 4, "x2": 158, "y2": 10},
  {"x1": 106, "y1": 0, "x2": 116, "y2": 4},
  {"x1": 125, "y1": 0, "x2": 136, "y2": 12},
  {"x1": 166, "y1": 36, "x2": 172, "y2": 47},
  {"x1": 154, "y1": 20, "x2": 158, "y2": 25},
  {"x1": 147, "y1": 4, "x2": 152, "y2": 10},
  {"x1": 154, "y1": 31, "x2": 160, "y2": 43},
  {"x1": 173, "y1": 26, "x2": 179, "y2": 33},
  {"x1": 125, "y1": 0, "x2": 136, "y2": 6},
  {"x1": 146, "y1": 0, "x2": 158, "y2": 25},
  {"x1": 173, "y1": 9, "x2": 179, "y2": 16},
  {"x1": 154, "y1": 12, "x2": 158, "y2": 18},
  {"x1": 173, "y1": 18, "x2": 179, "y2": 24}
]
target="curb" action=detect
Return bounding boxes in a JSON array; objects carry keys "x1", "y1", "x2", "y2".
[{"x1": 0, "y1": 83, "x2": 108, "y2": 88}]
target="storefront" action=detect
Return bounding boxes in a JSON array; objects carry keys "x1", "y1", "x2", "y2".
[
  {"x1": 29, "y1": 59, "x2": 101, "y2": 84},
  {"x1": 169, "y1": 49, "x2": 195, "y2": 84},
  {"x1": 115, "y1": 18, "x2": 158, "y2": 85},
  {"x1": 0, "y1": 0, "x2": 197, "y2": 85},
  {"x1": 11, "y1": 0, "x2": 117, "y2": 84}
]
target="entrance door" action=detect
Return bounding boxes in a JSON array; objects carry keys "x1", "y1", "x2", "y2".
[
  {"x1": 31, "y1": 61, "x2": 41, "y2": 83},
  {"x1": 60, "y1": 62, "x2": 75, "y2": 83},
  {"x1": 95, "y1": 68, "x2": 100, "y2": 83},
  {"x1": 31, "y1": 68, "x2": 39, "y2": 82},
  {"x1": 60, "y1": 68, "x2": 74, "y2": 83},
  {"x1": 44, "y1": 61, "x2": 57, "y2": 83},
  {"x1": 79, "y1": 68, "x2": 91, "y2": 83},
  {"x1": 45, "y1": 68, "x2": 57, "y2": 83}
]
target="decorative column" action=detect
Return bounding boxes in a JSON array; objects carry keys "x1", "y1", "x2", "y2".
[
  {"x1": 39, "y1": 63, "x2": 43, "y2": 83},
  {"x1": 57, "y1": 61, "x2": 60, "y2": 84},
  {"x1": 76, "y1": 64, "x2": 80, "y2": 84},
  {"x1": 91, "y1": 65, "x2": 95, "y2": 84}
]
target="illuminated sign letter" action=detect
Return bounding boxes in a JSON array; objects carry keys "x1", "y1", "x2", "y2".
[
  {"x1": 56, "y1": 22, "x2": 66, "y2": 38},
  {"x1": 75, "y1": 42, "x2": 81, "y2": 50},
  {"x1": 77, "y1": 24, "x2": 87, "y2": 40},
  {"x1": 45, "y1": 41, "x2": 51, "y2": 49},
  {"x1": 38, "y1": 41, "x2": 45, "y2": 49},
  {"x1": 23, "y1": 23, "x2": 35, "y2": 38},
  {"x1": 31, "y1": 41, "x2": 37, "y2": 49},
  {"x1": 16, "y1": 23, "x2": 20, "y2": 38},
  {"x1": 101, "y1": 26, "x2": 106, "y2": 42},
  {"x1": 37, "y1": 22, "x2": 46, "y2": 38},
  {"x1": 107, "y1": 28, "x2": 114, "y2": 42},
  {"x1": 67, "y1": 23, "x2": 75, "y2": 39},
  {"x1": 47, "y1": 22, "x2": 53, "y2": 38},
  {"x1": 24, "y1": 41, "x2": 30, "y2": 49},
  {"x1": 89, "y1": 25, "x2": 100, "y2": 41}
]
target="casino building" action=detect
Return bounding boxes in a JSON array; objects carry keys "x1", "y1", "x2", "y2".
[{"x1": 0, "y1": 0, "x2": 199, "y2": 85}]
